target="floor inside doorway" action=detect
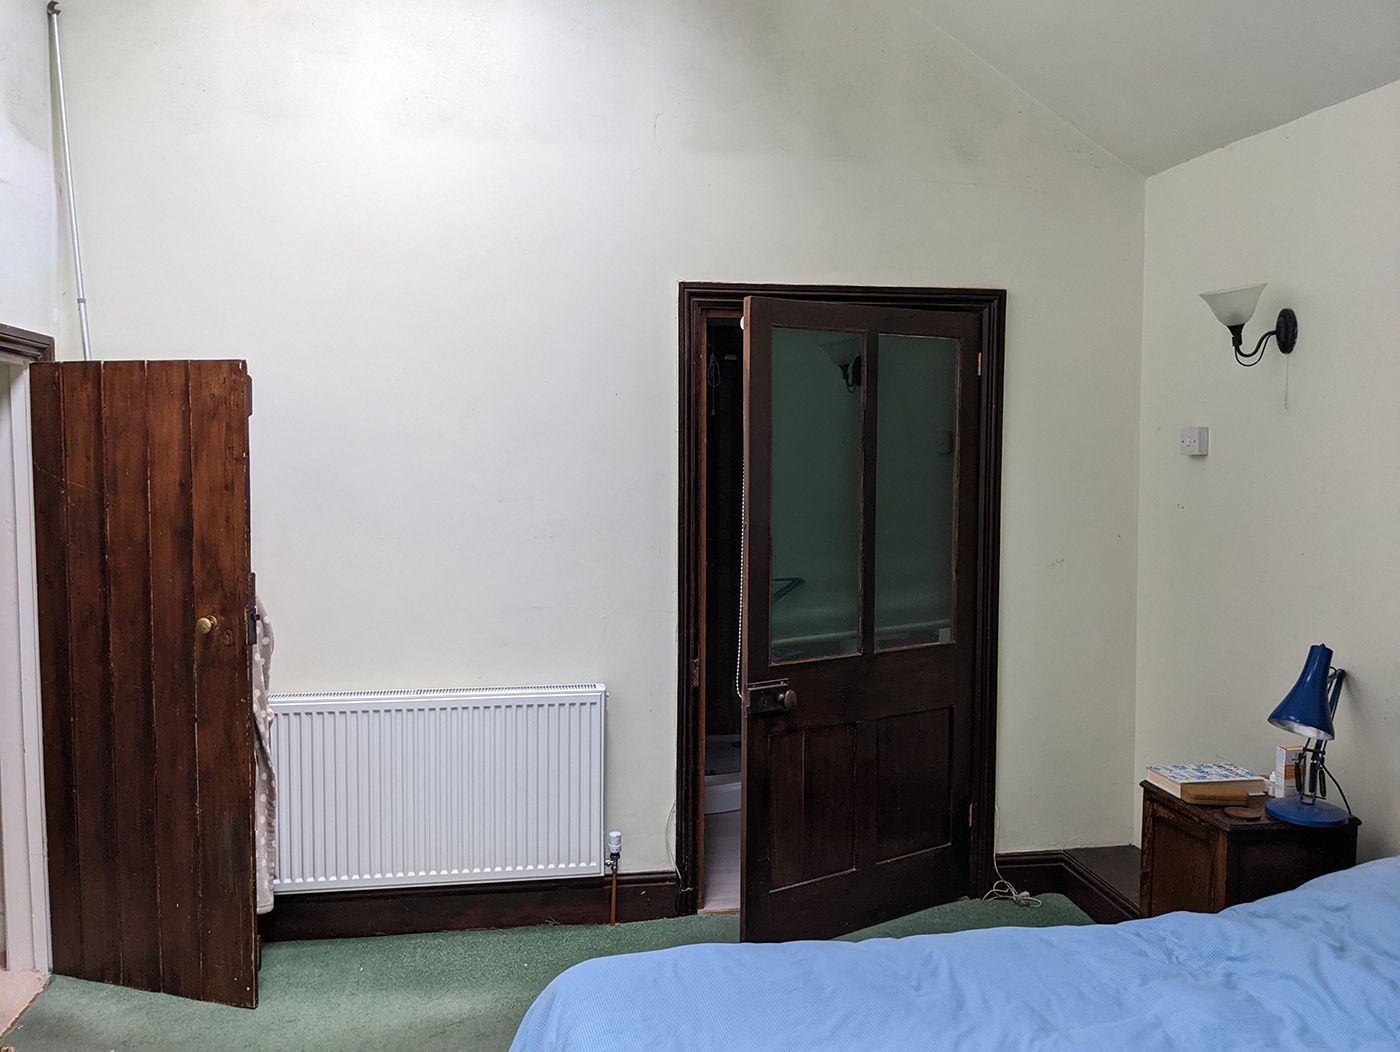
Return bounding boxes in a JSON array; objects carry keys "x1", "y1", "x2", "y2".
[
  {"x1": 701, "y1": 733, "x2": 742, "y2": 912},
  {"x1": 701, "y1": 811, "x2": 741, "y2": 912}
]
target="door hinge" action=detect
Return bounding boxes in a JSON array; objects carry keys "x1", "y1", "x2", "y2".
[
  {"x1": 247, "y1": 570, "x2": 258, "y2": 645},
  {"x1": 976, "y1": 351, "x2": 982, "y2": 377},
  {"x1": 967, "y1": 802, "x2": 975, "y2": 828},
  {"x1": 690, "y1": 656, "x2": 700, "y2": 687}
]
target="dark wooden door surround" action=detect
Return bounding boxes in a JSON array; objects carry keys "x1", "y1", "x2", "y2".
[
  {"x1": 31, "y1": 360, "x2": 259, "y2": 1007},
  {"x1": 676, "y1": 283, "x2": 1006, "y2": 922}
]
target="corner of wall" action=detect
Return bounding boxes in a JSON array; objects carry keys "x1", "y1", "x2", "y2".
[{"x1": 1133, "y1": 80, "x2": 1400, "y2": 859}]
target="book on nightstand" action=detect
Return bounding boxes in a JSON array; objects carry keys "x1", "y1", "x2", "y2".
[{"x1": 1145, "y1": 762, "x2": 1267, "y2": 805}]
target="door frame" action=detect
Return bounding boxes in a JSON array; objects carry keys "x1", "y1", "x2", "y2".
[
  {"x1": 0, "y1": 325, "x2": 54, "y2": 972},
  {"x1": 676, "y1": 282, "x2": 1006, "y2": 917}
]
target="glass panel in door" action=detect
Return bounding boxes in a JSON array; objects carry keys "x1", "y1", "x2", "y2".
[
  {"x1": 874, "y1": 334, "x2": 959, "y2": 649},
  {"x1": 768, "y1": 327, "x2": 862, "y2": 663}
]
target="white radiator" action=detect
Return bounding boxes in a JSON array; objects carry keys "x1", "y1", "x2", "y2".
[{"x1": 269, "y1": 684, "x2": 606, "y2": 893}]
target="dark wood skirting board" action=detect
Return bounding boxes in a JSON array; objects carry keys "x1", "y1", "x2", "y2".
[
  {"x1": 260, "y1": 871, "x2": 681, "y2": 942},
  {"x1": 995, "y1": 849, "x2": 1141, "y2": 924},
  {"x1": 262, "y1": 849, "x2": 1136, "y2": 942}
]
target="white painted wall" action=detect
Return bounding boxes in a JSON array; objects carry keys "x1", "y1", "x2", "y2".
[
  {"x1": 1, "y1": 0, "x2": 57, "y2": 335},
  {"x1": 1137, "y1": 80, "x2": 1400, "y2": 859},
  {"x1": 54, "y1": 0, "x2": 1145, "y2": 866},
  {"x1": 0, "y1": 0, "x2": 56, "y2": 970}
]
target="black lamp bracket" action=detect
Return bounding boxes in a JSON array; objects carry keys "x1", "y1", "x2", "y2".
[
  {"x1": 1293, "y1": 666, "x2": 1350, "y2": 812},
  {"x1": 1237, "y1": 308, "x2": 1298, "y2": 367},
  {"x1": 840, "y1": 354, "x2": 863, "y2": 392}
]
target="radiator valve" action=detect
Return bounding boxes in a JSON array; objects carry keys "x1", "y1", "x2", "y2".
[{"x1": 604, "y1": 830, "x2": 622, "y2": 873}]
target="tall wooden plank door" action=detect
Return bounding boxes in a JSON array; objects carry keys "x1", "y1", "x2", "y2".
[
  {"x1": 30, "y1": 360, "x2": 258, "y2": 1007},
  {"x1": 739, "y1": 298, "x2": 985, "y2": 942}
]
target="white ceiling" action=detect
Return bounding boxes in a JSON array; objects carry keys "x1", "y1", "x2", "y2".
[{"x1": 911, "y1": 0, "x2": 1400, "y2": 175}]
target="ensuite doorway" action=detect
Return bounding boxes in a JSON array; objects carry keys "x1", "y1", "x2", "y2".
[
  {"x1": 700, "y1": 314, "x2": 743, "y2": 913},
  {"x1": 678, "y1": 283, "x2": 1006, "y2": 940}
]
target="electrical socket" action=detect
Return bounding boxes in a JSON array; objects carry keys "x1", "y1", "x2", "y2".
[{"x1": 1180, "y1": 426, "x2": 1210, "y2": 457}]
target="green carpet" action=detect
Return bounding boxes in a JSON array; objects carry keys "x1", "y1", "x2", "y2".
[{"x1": 4, "y1": 895, "x2": 1088, "y2": 1051}]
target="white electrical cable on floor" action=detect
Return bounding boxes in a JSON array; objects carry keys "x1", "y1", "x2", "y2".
[{"x1": 982, "y1": 806, "x2": 1042, "y2": 908}]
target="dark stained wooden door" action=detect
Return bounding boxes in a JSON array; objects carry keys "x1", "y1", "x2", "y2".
[
  {"x1": 30, "y1": 360, "x2": 258, "y2": 1007},
  {"x1": 740, "y1": 298, "x2": 983, "y2": 941}
]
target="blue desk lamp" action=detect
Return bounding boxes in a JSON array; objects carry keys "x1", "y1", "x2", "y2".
[{"x1": 1265, "y1": 644, "x2": 1351, "y2": 827}]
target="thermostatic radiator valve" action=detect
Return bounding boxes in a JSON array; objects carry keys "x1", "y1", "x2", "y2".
[
  {"x1": 605, "y1": 830, "x2": 623, "y2": 872},
  {"x1": 605, "y1": 830, "x2": 623, "y2": 926}
]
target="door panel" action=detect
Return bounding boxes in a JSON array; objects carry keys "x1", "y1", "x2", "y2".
[
  {"x1": 190, "y1": 362, "x2": 257, "y2": 1005},
  {"x1": 875, "y1": 708, "x2": 952, "y2": 861},
  {"x1": 148, "y1": 362, "x2": 207, "y2": 1001},
  {"x1": 766, "y1": 724, "x2": 857, "y2": 888},
  {"x1": 741, "y1": 297, "x2": 982, "y2": 942},
  {"x1": 31, "y1": 360, "x2": 257, "y2": 1007},
  {"x1": 28, "y1": 366, "x2": 82, "y2": 975},
  {"x1": 103, "y1": 364, "x2": 162, "y2": 991}
]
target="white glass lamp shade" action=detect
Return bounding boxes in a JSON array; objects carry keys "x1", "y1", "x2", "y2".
[
  {"x1": 1200, "y1": 283, "x2": 1266, "y2": 328},
  {"x1": 820, "y1": 334, "x2": 862, "y2": 370}
]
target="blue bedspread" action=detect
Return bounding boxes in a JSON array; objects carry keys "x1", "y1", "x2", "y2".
[{"x1": 512, "y1": 857, "x2": 1400, "y2": 1050}]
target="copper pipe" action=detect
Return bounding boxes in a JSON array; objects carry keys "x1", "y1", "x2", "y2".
[{"x1": 609, "y1": 865, "x2": 618, "y2": 926}]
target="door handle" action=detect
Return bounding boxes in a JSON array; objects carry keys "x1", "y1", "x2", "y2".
[
  {"x1": 196, "y1": 615, "x2": 219, "y2": 635},
  {"x1": 744, "y1": 680, "x2": 796, "y2": 717}
]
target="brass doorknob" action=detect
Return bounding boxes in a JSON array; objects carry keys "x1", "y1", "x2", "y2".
[
  {"x1": 779, "y1": 688, "x2": 798, "y2": 711},
  {"x1": 196, "y1": 615, "x2": 219, "y2": 635}
]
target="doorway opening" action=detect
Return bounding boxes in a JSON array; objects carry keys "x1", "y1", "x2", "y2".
[
  {"x1": 701, "y1": 314, "x2": 743, "y2": 913},
  {"x1": 677, "y1": 283, "x2": 1007, "y2": 933}
]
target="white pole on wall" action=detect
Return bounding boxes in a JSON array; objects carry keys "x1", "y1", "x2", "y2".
[{"x1": 47, "y1": 2, "x2": 93, "y2": 361}]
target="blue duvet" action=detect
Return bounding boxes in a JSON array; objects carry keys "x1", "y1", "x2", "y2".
[{"x1": 512, "y1": 857, "x2": 1400, "y2": 1050}]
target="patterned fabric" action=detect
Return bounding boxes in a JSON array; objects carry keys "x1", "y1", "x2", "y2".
[{"x1": 251, "y1": 597, "x2": 277, "y2": 914}]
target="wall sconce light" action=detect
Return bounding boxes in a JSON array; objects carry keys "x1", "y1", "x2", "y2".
[
  {"x1": 1200, "y1": 283, "x2": 1298, "y2": 367},
  {"x1": 821, "y1": 334, "x2": 863, "y2": 392}
]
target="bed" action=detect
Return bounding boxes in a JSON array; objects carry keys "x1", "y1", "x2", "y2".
[{"x1": 511, "y1": 856, "x2": 1400, "y2": 1050}]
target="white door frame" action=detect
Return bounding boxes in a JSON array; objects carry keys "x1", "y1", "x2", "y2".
[{"x1": 0, "y1": 359, "x2": 51, "y2": 972}]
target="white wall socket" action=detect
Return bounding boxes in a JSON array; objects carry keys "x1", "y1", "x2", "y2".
[{"x1": 1180, "y1": 426, "x2": 1209, "y2": 457}]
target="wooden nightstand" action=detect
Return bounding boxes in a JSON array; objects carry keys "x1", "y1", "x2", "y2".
[{"x1": 1139, "y1": 781, "x2": 1359, "y2": 918}]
